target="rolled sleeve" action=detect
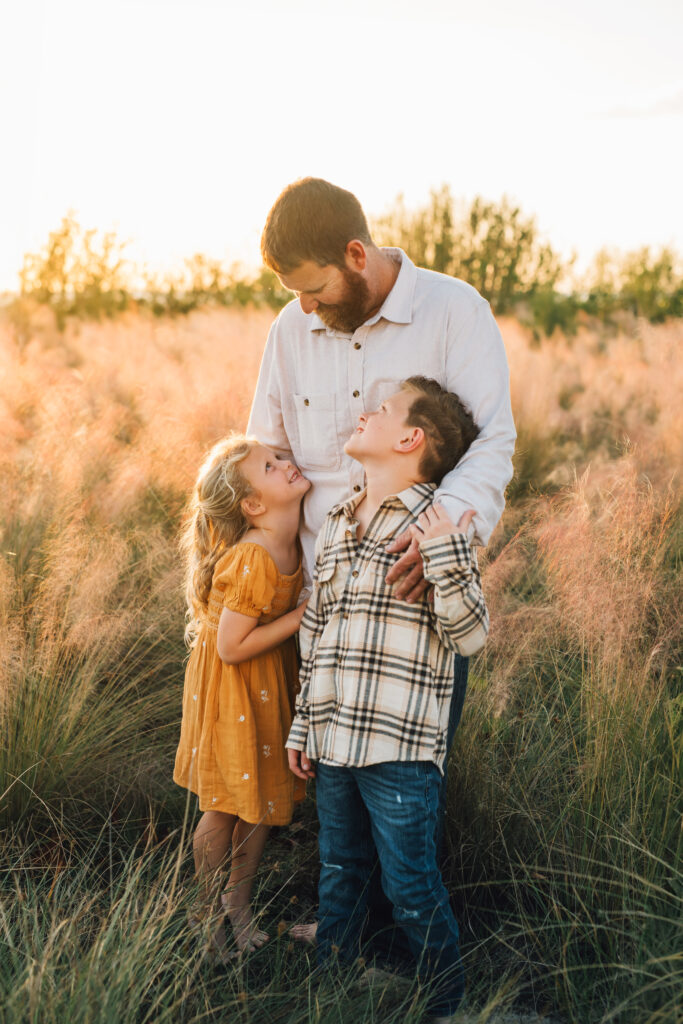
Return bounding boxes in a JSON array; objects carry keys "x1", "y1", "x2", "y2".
[{"x1": 420, "y1": 533, "x2": 489, "y2": 656}]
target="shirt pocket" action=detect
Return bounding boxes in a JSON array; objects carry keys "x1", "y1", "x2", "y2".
[
  {"x1": 292, "y1": 392, "x2": 341, "y2": 472},
  {"x1": 314, "y1": 554, "x2": 342, "y2": 616}
]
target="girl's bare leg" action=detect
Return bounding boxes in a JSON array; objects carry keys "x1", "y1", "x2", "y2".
[
  {"x1": 222, "y1": 819, "x2": 270, "y2": 951},
  {"x1": 192, "y1": 810, "x2": 237, "y2": 956}
]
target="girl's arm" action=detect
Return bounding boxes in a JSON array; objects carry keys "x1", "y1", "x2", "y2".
[{"x1": 216, "y1": 601, "x2": 307, "y2": 665}]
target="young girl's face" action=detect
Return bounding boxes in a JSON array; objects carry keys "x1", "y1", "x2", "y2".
[{"x1": 241, "y1": 445, "x2": 310, "y2": 511}]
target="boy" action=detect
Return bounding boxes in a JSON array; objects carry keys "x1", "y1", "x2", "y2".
[{"x1": 287, "y1": 376, "x2": 488, "y2": 1022}]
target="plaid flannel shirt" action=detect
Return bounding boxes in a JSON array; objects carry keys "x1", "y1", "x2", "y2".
[{"x1": 286, "y1": 482, "x2": 489, "y2": 773}]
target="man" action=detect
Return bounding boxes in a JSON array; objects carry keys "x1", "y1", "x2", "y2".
[
  {"x1": 246, "y1": 176, "x2": 515, "y2": 956},
  {"x1": 249, "y1": 177, "x2": 515, "y2": 593}
]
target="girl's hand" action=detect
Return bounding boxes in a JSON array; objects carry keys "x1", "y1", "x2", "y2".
[
  {"x1": 410, "y1": 504, "x2": 475, "y2": 543},
  {"x1": 290, "y1": 598, "x2": 309, "y2": 629}
]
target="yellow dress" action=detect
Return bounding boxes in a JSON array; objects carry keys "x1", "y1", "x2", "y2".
[{"x1": 173, "y1": 542, "x2": 306, "y2": 825}]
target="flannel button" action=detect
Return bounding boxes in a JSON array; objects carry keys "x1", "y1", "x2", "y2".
[
  {"x1": 354, "y1": 342, "x2": 361, "y2": 350},
  {"x1": 354, "y1": 485, "x2": 361, "y2": 492},
  {"x1": 352, "y1": 389, "x2": 360, "y2": 398},
  {"x1": 351, "y1": 569, "x2": 359, "y2": 578}
]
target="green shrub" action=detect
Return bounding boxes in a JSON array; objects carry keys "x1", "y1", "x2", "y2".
[
  {"x1": 19, "y1": 214, "x2": 131, "y2": 329},
  {"x1": 373, "y1": 187, "x2": 565, "y2": 314}
]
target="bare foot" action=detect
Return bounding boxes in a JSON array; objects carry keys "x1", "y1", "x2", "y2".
[
  {"x1": 290, "y1": 920, "x2": 318, "y2": 944},
  {"x1": 187, "y1": 912, "x2": 237, "y2": 965},
  {"x1": 221, "y1": 894, "x2": 269, "y2": 952}
]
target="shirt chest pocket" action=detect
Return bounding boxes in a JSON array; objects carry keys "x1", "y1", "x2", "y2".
[
  {"x1": 314, "y1": 555, "x2": 344, "y2": 614},
  {"x1": 292, "y1": 393, "x2": 341, "y2": 472}
]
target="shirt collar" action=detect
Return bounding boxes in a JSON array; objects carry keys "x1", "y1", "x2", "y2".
[
  {"x1": 330, "y1": 480, "x2": 436, "y2": 521},
  {"x1": 310, "y1": 248, "x2": 417, "y2": 334}
]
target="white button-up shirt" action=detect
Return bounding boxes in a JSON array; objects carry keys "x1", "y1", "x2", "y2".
[{"x1": 247, "y1": 249, "x2": 516, "y2": 576}]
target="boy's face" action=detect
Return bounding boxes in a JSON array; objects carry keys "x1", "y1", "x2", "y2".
[{"x1": 344, "y1": 389, "x2": 416, "y2": 462}]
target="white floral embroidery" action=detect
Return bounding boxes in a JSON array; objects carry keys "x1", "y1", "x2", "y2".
[
  {"x1": 239, "y1": 714, "x2": 245, "y2": 722},
  {"x1": 192, "y1": 694, "x2": 198, "y2": 701},
  {"x1": 267, "y1": 801, "x2": 275, "y2": 813},
  {"x1": 260, "y1": 689, "x2": 269, "y2": 702},
  {"x1": 242, "y1": 772, "x2": 250, "y2": 780},
  {"x1": 192, "y1": 747, "x2": 197, "y2": 755},
  {"x1": 262, "y1": 606, "x2": 270, "y2": 613},
  {"x1": 242, "y1": 565, "x2": 251, "y2": 575},
  {"x1": 262, "y1": 745, "x2": 271, "y2": 757},
  {"x1": 212, "y1": 797, "x2": 217, "y2": 803}
]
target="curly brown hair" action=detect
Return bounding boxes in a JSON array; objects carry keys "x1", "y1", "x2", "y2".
[{"x1": 401, "y1": 376, "x2": 479, "y2": 484}]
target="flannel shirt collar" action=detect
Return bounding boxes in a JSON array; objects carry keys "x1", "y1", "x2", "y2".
[
  {"x1": 330, "y1": 480, "x2": 437, "y2": 521},
  {"x1": 310, "y1": 248, "x2": 417, "y2": 334}
]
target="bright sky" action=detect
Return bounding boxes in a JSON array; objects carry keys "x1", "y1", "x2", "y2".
[{"x1": 1, "y1": 0, "x2": 682, "y2": 291}]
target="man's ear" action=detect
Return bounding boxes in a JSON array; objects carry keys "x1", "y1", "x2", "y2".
[
  {"x1": 345, "y1": 239, "x2": 367, "y2": 272},
  {"x1": 395, "y1": 426, "x2": 424, "y2": 453},
  {"x1": 241, "y1": 495, "x2": 265, "y2": 518}
]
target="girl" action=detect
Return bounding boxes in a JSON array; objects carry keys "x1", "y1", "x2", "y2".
[{"x1": 174, "y1": 435, "x2": 310, "y2": 956}]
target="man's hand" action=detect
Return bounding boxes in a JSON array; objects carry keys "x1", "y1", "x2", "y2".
[
  {"x1": 288, "y1": 747, "x2": 316, "y2": 780},
  {"x1": 385, "y1": 505, "x2": 476, "y2": 603}
]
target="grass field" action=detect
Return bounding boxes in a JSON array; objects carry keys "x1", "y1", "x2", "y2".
[{"x1": 1, "y1": 303, "x2": 680, "y2": 1023}]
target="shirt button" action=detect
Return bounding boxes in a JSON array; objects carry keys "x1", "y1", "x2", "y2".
[
  {"x1": 354, "y1": 485, "x2": 361, "y2": 492},
  {"x1": 351, "y1": 569, "x2": 359, "y2": 578},
  {"x1": 354, "y1": 342, "x2": 361, "y2": 350},
  {"x1": 352, "y1": 389, "x2": 360, "y2": 398},
  {"x1": 304, "y1": 398, "x2": 310, "y2": 406}
]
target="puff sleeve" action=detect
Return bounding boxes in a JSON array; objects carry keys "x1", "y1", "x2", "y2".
[{"x1": 214, "y1": 544, "x2": 278, "y2": 619}]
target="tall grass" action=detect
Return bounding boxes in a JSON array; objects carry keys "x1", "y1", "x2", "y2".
[{"x1": 1, "y1": 306, "x2": 680, "y2": 1022}]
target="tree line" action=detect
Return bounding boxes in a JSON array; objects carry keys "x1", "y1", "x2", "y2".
[{"x1": 11, "y1": 192, "x2": 683, "y2": 335}]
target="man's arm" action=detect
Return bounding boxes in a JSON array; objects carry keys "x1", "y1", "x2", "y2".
[
  {"x1": 386, "y1": 301, "x2": 515, "y2": 601},
  {"x1": 435, "y1": 299, "x2": 516, "y2": 547}
]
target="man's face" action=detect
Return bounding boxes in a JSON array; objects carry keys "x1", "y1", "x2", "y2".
[
  {"x1": 344, "y1": 389, "x2": 415, "y2": 462},
  {"x1": 278, "y1": 260, "x2": 371, "y2": 333}
]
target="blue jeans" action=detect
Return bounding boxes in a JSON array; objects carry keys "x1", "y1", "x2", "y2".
[
  {"x1": 362, "y1": 654, "x2": 469, "y2": 966},
  {"x1": 316, "y1": 759, "x2": 465, "y2": 1017}
]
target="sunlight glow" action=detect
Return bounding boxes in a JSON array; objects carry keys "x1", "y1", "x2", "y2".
[{"x1": 1, "y1": 0, "x2": 682, "y2": 291}]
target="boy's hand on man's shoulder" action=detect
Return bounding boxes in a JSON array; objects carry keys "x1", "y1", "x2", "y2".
[
  {"x1": 386, "y1": 505, "x2": 476, "y2": 603},
  {"x1": 411, "y1": 504, "x2": 476, "y2": 543}
]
